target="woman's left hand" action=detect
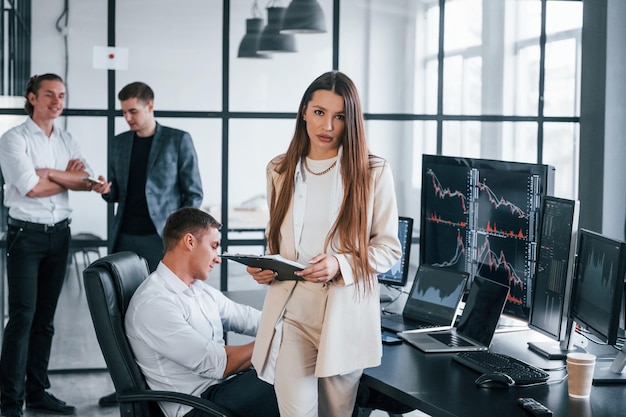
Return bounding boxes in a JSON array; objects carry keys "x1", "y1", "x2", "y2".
[
  {"x1": 295, "y1": 254, "x2": 340, "y2": 284},
  {"x1": 246, "y1": 266, "x2": 277, "y2": 285}
]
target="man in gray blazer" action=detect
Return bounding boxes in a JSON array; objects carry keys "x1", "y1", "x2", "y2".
[
  {"x1": 95, "y1": 81, "x2": 203, "y2": 272},
  {"x1": 92, "y1": 81, "x2": 204, "y2": 406}
]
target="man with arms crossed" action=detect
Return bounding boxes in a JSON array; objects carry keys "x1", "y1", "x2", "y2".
[
  {"x1": 0, "y1": 73, "x2": 108, "y2": 417},
  {"x1": 125, "y1": 207, "x2": 278, "y2": 417}
]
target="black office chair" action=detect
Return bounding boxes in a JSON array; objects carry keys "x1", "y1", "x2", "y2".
[{"x1": 82, "y1": 251, "x2": 235, "y2": 417}]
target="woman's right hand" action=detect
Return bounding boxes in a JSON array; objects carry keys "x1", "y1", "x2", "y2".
[{"x1": 246, "y1": 266, "x2": 278, "y2": 285}]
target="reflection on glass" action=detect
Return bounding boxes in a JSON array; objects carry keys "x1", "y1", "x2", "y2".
[
  {"x1": 116, "y1": 0, "x2": 221, "y2": 111},
  {"x1": 340, "y1": 0, "x2": 439, "y2": 114},
  {"x1": 227, "y1": 119, "x2": 294, "y2": 236},
  {"x1": 444, "y1": 0, "x2": 482, "y2": 51},
  {"x1": 414, "y1": 1, "x2": 441, "y2": 114},
  {"x1": 367, "y1": 120, "x2": 436, "y2": 229},
  {"x1": 442, "y1": 0, "x2": 544, "y2": 116},
  {"x1": 0, "y1": 96, "x2": 25, "y2": 109},
  {"x1": 516, "y1": 44, "x2": 540, "y2": 115},
  {"x1": 63, "y1": 117, "x2": 109, "y2": 239},
  {"x1": 546, "y1": 1, "x2": 583, "y2": 34},
  {"x1": 543, "y1": 123, "x2": 579, "y2": 200},
  {"x1": 0, "y1": 104, "x2": 27, "y2": 139},
  {"x1": 544, "y1": 0, "x2": 582, "y2": 117},
  {"x1": 230, "y1": 1, "x2": 333, "y2": 112},
  {"x1": 30, "y1": 1, "x2": 108, "y2": 109},
  {"x1": 442, "y1": 121, "x2": 537, "y2": 164},
  {"x1": 544, "y1": 39, "x2": 580, "y2": 116},
  {"x1": 143, "y1": 117, "x2": 221, "y2": 211}
]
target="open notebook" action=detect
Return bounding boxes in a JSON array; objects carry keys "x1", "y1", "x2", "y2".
[
  {"x1": 381, "y1": 265, "x2": 468, "y2": 334},
  {"x1": 398, "y1": 275, "x2": 509, "y2": 353}
]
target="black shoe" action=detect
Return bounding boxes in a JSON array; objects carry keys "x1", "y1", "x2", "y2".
[
  {"x1": 0, "y1": 408, "x2": 23, "y2": 417},
  {"x1": 98, "y1": 392, "x2": 117, "y2": 407},
  {"x1": 26, "y1": 392, "x2": 75, "y2": 415}
]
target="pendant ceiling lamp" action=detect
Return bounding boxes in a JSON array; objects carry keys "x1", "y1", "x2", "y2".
[
  {"x1": 258, "y1": 6, "x2": 297, "y2": 53},
  {"x1": 238, "y1": 18, "x2": 271, "y2": 58},
  {"x1": 280, "y1": 0, "x2": 327, "y2": 34},
  {"x1": 238, "y1": 1, "x2": 271, "y2": 58}
]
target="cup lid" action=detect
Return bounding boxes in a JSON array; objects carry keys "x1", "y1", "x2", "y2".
[{"x1": 566, "y1": 352, "x2": 596, "y2": 364}]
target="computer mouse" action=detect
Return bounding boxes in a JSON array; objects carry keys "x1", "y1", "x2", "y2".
[{"x1": 475, "y1": 372, "x2": 515, "y2": 389}]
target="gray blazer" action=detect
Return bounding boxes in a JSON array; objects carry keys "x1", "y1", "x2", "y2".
[{"x1": 103, "y1": 123, "x2": 203, "y2": 251}]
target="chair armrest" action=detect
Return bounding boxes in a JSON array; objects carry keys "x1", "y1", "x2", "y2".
[{"x1": 117, "y1": 390, "x2": 235, "y2": 417}]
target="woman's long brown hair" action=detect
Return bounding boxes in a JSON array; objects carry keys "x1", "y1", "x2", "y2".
[{"x1": 267, "y1": 71, "x2": 379, "y2": 292}]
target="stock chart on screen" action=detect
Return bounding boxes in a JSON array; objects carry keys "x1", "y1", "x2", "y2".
[{"x1": 420, "y1": 155, "x2": 555, "y2": 320}]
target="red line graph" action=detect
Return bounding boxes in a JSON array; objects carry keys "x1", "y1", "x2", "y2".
[
  {"x1": 433, "y1": 229, "x2": 466, "y2": 268},
  {"x1": 477, "y1": 236, "x2": 525, "y2": 304},
  {"x1": 427, "y1": 169, "x2": 467, "y2": 213},
  {"x1": 476, "y1": 180, "x2": 527, "y2": 219},
  {"x1": 483, "y1": 221, "x2": 527, "y2": 239},
  {"x1": 429, "y1": 212, "x2": 468, "y2": 228}
]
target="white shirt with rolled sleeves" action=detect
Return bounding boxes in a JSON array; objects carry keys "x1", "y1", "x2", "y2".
[
  {"x1": 125, "y1": 262, "x2": 261, "y2": 417},
  {"x1": 0, "y1": 117, "x2": 93, "y2": 223}
]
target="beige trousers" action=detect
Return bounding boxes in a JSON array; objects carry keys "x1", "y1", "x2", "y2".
[{"x1": 274, "y1": 281, "x2": 362, "y2": 417}]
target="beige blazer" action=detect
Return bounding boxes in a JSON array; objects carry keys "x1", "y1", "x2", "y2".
[{"x1": 251, "y1": 154, "x2": 402, "y2": 381}]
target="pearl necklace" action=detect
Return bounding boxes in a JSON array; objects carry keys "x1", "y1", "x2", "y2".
[{"x1": 304, "y1": 159, "x2": 337, "y2": 176}]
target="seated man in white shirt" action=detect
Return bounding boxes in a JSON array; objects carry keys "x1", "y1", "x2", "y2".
[{"x1": 125, "y1": 207, "x2": 279, "y2": 417}]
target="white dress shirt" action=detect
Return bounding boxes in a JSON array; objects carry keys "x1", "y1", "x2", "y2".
[
  {"x1": 0, "y1": 117, "x2": 92, "y2": 223},
  {"x1": 125, "y1": 263, "x2": 261, "y2": 417}
]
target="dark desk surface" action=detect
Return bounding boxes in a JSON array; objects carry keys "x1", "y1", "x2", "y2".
[
  {"x1": 220, "y1": 288, "x2": 625, "y2": 417},
  {"x1": 363, "y1": 330, "x2": 625, "y2": 417}
]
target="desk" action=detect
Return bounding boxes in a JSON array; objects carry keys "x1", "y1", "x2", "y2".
[
  {"x1": 221, "y1": 289, "x2": 625, "y2": 417},
  {"x1": 362, "y1": 330, "x2": 625, "y2": 417}
]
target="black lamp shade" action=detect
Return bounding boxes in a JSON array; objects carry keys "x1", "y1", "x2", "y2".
[
  {"x1": 280, "y1": 0, "x2": 327, "y2": 34},
  {"x1": 238, "y1": 18, "x2": 271, "y2": 58},
  {"x1": 258, "y1": 7, "x2": 297, "y2": 53}
]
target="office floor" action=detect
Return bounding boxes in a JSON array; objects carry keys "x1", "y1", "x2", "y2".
[{"x1": 13, "y1": 257, "x2": 429, "y2": 417}]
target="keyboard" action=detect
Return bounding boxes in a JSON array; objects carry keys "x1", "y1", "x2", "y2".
[{"x1": 453, "y1": 351, "x2": 550, "y2": 385}]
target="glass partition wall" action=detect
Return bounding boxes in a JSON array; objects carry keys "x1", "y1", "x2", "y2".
[{"x1": 0, "y1": 0, "x2": 583, "y2": 290}]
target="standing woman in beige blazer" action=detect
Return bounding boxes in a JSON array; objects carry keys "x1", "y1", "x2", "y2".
[{"x1": 247, "y1": 71, "x2": 402, "y2": 417}]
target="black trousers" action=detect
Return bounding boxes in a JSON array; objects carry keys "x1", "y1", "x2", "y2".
[
  {"x1": 185, "y1": 369, "x2": 279, "y2": 417},
  {"x1": 114, "y1": 232, "x2": 163, "y2": 273},
  {"x1": 0, "y1": 224, "x2": 70, "y2": 411}
]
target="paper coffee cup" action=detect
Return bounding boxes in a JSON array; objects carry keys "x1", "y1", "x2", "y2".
[{"x1": 567, "y1": 352, "x2": 596, "y2": 398}]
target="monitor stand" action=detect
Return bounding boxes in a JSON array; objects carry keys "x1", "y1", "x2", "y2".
[
  {"x1": 593, "y1": 345, "x2": 626, "y2": 385},
  {"x1": 527, "y1": 341, "x2": 585, "y2": 360}
]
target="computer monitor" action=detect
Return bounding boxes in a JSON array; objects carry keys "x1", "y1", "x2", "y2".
[
  {"x1": 419, "y1": 154, "x2": 555, "y2": 321},
  {"x1": 569, "y1": 229, "x2": 626, "y2": 385},
  {"x1": 527, "y1": 196, "x2": 581, "y2": 359},
  {"x1": 378, "y1": 216, "x2": 414, "y2": 287}
]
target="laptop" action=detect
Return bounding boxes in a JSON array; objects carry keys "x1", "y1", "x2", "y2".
[
  {"x1": 380, "y1": 265, "x2": 469, "y2": 334},
  {"x1": 398, "y1": 275, "x2": 510, "y2": 353}
]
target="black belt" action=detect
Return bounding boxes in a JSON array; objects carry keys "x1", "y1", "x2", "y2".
[{"x1": 8, "y1": 217, "x2": 70, "y2": 233}]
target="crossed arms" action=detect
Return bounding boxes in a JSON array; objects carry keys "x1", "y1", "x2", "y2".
[{"x1": 28, "y1": 158, "x2": 97, "y2": 197}]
